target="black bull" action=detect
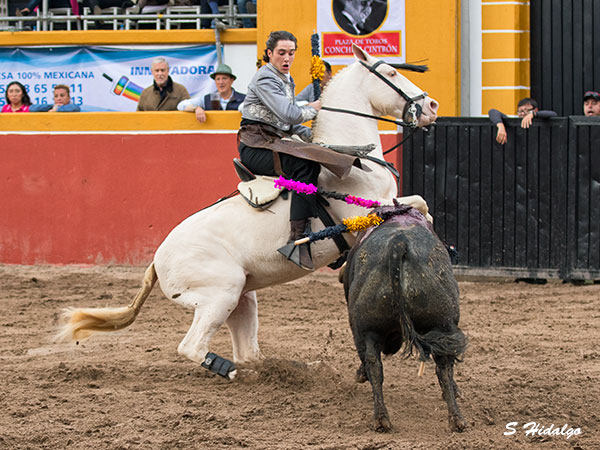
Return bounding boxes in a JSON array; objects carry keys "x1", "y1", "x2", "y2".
[{"x1": 341, "y1": 205, "x2": 467, "y2": 432}]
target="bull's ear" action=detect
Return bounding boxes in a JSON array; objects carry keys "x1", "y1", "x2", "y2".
[{"x1": 352, "y1": 43, "x2": 369, "y2": 62}]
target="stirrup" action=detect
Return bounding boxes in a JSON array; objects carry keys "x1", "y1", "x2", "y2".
[
  {"x1": 277, "y1": 241, "x2": 313, "y2": 270},
  {"x1": 201, "y1": 352, "x2": 236, "y2": 378}
]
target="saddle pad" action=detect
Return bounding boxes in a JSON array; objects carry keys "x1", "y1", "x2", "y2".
[{"x1": 238, "y1": 176, "x2": 281, "y2": 207}]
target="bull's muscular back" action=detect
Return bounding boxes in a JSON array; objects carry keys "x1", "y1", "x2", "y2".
[{"x1": 345, "y1": 222, "x2": 460, "y2": 339}]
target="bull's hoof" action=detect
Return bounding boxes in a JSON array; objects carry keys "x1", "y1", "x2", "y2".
[
  {"x1": 355, "y1": 365, "x2": 367, "y2": 383},
  {"x1": 372, "y1": 416, "x2": 392, "y2": 433},
  {"x1": 449, "y1": 414, "x2": 467, "y2": 432}
]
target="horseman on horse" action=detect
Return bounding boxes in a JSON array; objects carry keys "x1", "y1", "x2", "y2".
[{"x1": 57, "y1": 32, "x2": 439, "y2": 380}]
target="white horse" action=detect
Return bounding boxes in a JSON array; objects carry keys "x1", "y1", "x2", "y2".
[{"x1": 58, "y1": 44, "x2": 439, "y2": 379}]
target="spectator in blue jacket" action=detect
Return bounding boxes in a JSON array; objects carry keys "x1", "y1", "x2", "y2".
[
  {"x1": 177, "y1": 63, "x2": 245, "y2": 123},
  {"x1": 488, "y1": 97, "x2": 556, "y2": 145},
  {"x1": 30, "y1": 85, "x2": 81, "y2": 112}
]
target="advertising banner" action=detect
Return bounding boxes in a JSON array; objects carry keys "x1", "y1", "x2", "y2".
[
  {"x1": 0, "y1": 45, "x2": 217, "y2": 112},
  {"x1": 317, "y1": 0, "x2": 406, "y2": 65}
]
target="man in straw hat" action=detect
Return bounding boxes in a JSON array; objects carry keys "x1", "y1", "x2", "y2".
[{"x1": 177, "y1": 63, "x2": 246, "y2": 123}]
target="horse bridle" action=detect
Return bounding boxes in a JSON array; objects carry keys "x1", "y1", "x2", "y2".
[
  {"x1": 319, "y1": 58, "x2": 430, "y2": 185},
  {"x1": 320, "y1": 59, "x2": 429, "y2": 129}
]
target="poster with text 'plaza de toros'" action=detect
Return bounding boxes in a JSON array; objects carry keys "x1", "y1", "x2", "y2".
[{"x1": 317, "y1": 0, "x2": 406, "y2": 65}]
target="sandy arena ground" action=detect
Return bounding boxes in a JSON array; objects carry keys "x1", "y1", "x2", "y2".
[{"x1": 0, "y1": 264, "x2": 598, "y2": 449}]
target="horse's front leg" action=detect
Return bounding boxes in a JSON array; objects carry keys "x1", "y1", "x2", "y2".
[
  {"x1": 396, "y1": 194, "x2": 433, "y2": 223},
  {"x1": 174, "y1": 269, "x2": 247, "y2": 380}
]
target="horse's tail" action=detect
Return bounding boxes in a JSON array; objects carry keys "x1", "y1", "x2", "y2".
[{"x1": 55, "y1": 262, "x2": 158, "y2": 342}]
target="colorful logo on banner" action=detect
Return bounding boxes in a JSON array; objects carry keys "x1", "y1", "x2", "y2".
[
  {"x1": 317, "y1": 0, "x2": 406, "y2": 65},
  {"x1": 0, "y1": 45, "x2": 218, "y2": 112}
]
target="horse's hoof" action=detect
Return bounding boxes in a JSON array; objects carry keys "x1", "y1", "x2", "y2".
[
  {"x1": 226, "y1": 369, "x2": 238, "y2": 380},
  {"x1": 372, "y1": 416, "x2": 392, "y2": 433},
  {"x1": 449, "y1": 415, "x2": 467, "y2": 432}
]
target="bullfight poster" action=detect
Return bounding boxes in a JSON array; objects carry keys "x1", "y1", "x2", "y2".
[{"x1": 317, "y1": 0, "x2": 406, "y2": 65}]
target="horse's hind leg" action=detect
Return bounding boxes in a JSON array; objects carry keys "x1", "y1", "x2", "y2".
[
  {"x1": 434, "y1": 355, "x2": 466, "y2": 432},
  {"x1": 226, "y1": 290, "x2": 262, "y2": 364}
]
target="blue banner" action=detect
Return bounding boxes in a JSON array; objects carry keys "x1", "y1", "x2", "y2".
[{"x1": 0, "y1": 45, "x2": 218, "y2": 112}]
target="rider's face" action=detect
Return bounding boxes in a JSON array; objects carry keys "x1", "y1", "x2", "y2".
[{"x1": 267, "y1": 40, "x2": 296, "y2": 75}]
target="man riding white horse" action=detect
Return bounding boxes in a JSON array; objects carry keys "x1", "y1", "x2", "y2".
[
  {"x1": 57, "y1": 40, "x2": 439, "y2": 380},
  {"x1": 239, "y1": 30, "x2": 364, "y2": 271}
]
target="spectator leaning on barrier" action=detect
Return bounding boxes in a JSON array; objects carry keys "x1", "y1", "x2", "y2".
[
  {"x1": 488, "y1": 97, "x2": 557, "y2": 145},
  {"x1": 137, "y1": 57, "x2": 190, "y2": 111},
  {"x1": 295, "y1": 60, "x2": 333, "y2": 104},
  {"x1": 583, "y1": 91, "x2": 600, "y2": 116},
  {"x1": 2, "y1": 81, "x2": 31, "y2": 113},
  {"x1": 177, "y1": 63, "x2": 245, "y2": 123},
  {"x1": 29, "y1": 84, "x2": 81, "y2": 112}
]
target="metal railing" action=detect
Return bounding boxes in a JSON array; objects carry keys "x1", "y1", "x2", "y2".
[{"x1": 0, "y1": 0, "x2": 256, "y2": 31}]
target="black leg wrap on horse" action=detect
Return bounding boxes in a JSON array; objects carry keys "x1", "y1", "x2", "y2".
[{"x1": 201, "y1": 352, "x2": 236, "y2": 378}]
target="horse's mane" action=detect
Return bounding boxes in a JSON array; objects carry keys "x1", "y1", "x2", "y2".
[{"x1": 311, "y1": 62, "x2": 358, "y2": 135}]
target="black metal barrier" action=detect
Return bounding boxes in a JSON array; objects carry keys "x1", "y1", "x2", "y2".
[{"x1": 402, "y1": 116, "x2": 600, "y2": 280}]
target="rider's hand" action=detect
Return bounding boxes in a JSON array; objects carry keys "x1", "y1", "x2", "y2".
[
  {"x1": 496, "y1": 123, "x2": 507, "y2": 145},
  {"x1": 308, "y1": 100, "x2": 322, "y2": 111},
  {"x1": 195, "y1": 106, "x2": 207, "y2": 123}
]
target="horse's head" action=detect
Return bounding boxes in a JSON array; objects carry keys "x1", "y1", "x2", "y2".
[{"x1": 351, "y1": 44, "x2": 438, "y2": 127}]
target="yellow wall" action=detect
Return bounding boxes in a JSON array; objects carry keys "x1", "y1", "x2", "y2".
[
  {"x1": 257, "y1": 0, "x2": 461, "y2": 116},
  {"x1": 480, "y1": 0, "x2": 530, "y2": 115},
  {"x1": 0, "y1": 29, "x2": 256, "y2": 46}
]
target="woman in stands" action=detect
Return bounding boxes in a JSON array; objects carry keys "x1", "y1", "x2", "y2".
[{"x1": 2, "y1": 81, "x2": 31, "y2": 113}]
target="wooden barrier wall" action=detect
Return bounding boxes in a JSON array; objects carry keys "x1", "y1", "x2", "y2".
[
  {"x1": 402, "y1": 116, "x2": 600, "y2": 281},
  {"x1": 1, "y1": 113, "x2": 401, "y2": 265}
]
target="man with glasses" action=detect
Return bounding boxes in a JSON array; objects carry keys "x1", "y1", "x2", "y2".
[
  {"x1": 583, "y1": 91, "x2": 600, "y2": 116},
  {"x1": 488, "y1": 97, "x2": 557, "y2": 145}
]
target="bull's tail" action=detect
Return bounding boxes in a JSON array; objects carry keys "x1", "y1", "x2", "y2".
[
  {"x1": 414, "y1": 328, "x2": 467, "y2": 363},
  {"x1": 388, "y1": 235, "x2": 420, "y2": 359},
  {"x1": 55, "y1": 262, "x2": 158, "y2": 342},
  {"x1": 388, "y1": 234, "x2": 467, "y2": 362}
]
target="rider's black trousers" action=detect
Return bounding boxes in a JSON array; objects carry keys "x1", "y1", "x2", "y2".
[{"x1": 239, "y1": 142, "x2": 320, "y2": 221}]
